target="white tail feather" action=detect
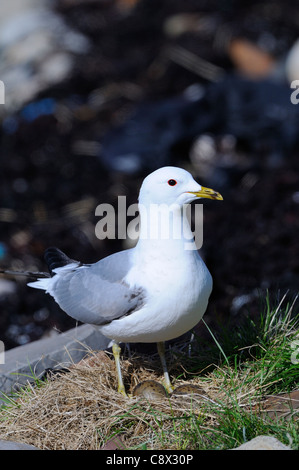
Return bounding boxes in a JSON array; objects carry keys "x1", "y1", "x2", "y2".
[{"x1": 28, "y1": 278, "x2": 52, "y2": 291}]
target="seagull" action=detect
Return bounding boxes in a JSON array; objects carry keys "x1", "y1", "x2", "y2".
[{"x1": 28, "y1": 166, "x2": 223, "y2": 395}]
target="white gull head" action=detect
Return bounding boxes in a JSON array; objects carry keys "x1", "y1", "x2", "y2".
[{"x1": 138, "y1": 166, "x2": 223, "y2": 208}]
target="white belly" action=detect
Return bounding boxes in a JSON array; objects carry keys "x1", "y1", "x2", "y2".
[{"x1": 100, "y1": 252, "x2": 212, "y2": 343}]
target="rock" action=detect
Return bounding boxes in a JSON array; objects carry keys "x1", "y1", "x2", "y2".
[
  {"x1": 0, "y1": 324, "x2": 110, "y2": 401},
  {"x1": 255, "y1": 390, "x2": 299, "y2": 421},
  {"x1": 0, "y1": 439, "x2": 39, "y2": 450},
  {"x1": 233, "y1": 435, "x2": 291, "y2": 450}
]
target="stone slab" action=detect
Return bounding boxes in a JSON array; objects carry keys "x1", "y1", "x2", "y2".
[
  {"x1": 0, "y1": 324, "x2": 110, "y2": 401},
  {"x1": 0, "y1": 439, "x2": 39, "y2": 450}
]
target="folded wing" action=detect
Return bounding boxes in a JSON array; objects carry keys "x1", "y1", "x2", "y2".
[{"x1": 29, "y1": 248, "x2": 146, "y2": 326}]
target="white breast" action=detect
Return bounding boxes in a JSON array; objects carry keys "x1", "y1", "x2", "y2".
[{"x1": 99, "y1": 246, "x2": 212, "y2": 343}]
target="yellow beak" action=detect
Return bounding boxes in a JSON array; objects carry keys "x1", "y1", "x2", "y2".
[{"x1": 187, "y1": 186, "x2": 223, "y2": 201}]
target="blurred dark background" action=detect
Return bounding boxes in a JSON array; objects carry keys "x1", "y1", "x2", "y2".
[{"x1": 0, "y1": 0, "x2": 299, "y2": 350}]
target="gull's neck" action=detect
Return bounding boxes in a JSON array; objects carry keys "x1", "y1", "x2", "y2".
[{"x1": 135, "y1": 203, "x2": 197, "y2": 257}]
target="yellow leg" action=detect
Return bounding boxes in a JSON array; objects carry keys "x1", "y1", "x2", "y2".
[
  {"x1": 157, "y1": 341, "x2": 173, "y2": 393},
  {"x1": 112, "y1": 342, "x2": 127, "y2": 396}
]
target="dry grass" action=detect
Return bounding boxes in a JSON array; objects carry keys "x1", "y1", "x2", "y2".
[{"x1": 0, "y1": 347, "x2": 233, "y2": 450}]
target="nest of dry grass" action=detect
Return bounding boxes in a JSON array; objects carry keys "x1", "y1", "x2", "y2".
[
  {"x1": 1, "y1": 299, "x2": 298, "y2": 450},
  {"x1": 0, "y1": 348, "x2": 226, "y2": 450}
]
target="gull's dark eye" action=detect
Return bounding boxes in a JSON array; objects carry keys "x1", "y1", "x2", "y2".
[{"x1": 168, "y1": 179, "x2": 177, "y2": 186}]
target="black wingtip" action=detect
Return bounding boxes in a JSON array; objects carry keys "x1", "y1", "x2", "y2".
[{"x1": 44, "y1": 247, "x2": 76, "y2": 276}]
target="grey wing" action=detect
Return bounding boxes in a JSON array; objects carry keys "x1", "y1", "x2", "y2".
[{"x1": 48, "y1": 249, "x2": 146, "y2": 326}]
